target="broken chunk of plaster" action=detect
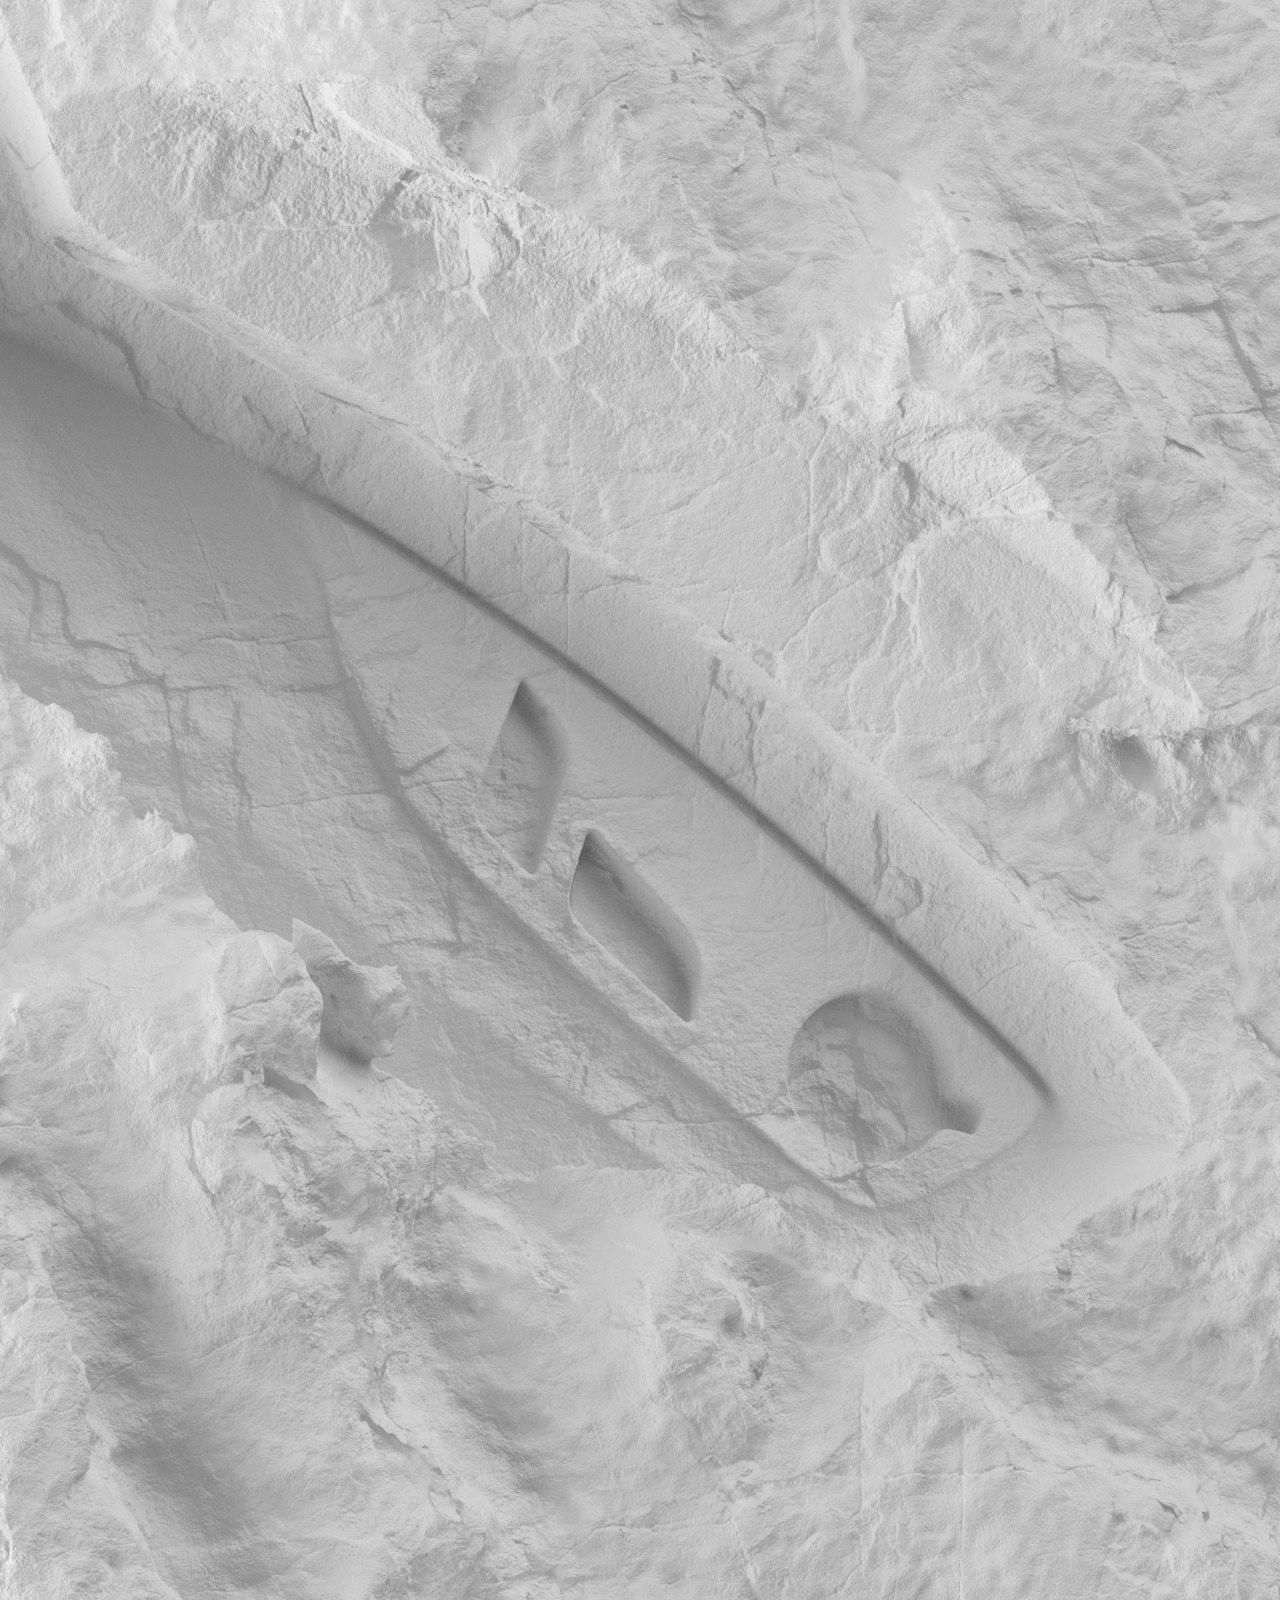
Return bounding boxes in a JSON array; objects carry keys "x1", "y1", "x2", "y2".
[
  {"x1": 291, "y1": 919, "x2": 410, "y2": 1062},
  {"x1": 216, "y1": 929, "x2": 322, "y2": 1084}
]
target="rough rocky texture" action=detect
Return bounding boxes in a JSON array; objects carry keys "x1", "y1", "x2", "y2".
[
  {"x1": 2, "y1": 2, "x2": 1280, "y2": 1595},
  {"x1": 292, "y1": 919, "x2": 411, "y2": 1063},
  {"x1": 219, "y1": 930, "x2": 326, "y2": 1084}
]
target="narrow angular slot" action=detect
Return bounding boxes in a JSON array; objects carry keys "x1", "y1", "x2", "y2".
[
  {"x1": 569, "y1": 831, "x2": 699, "y2": 1021},
  {"x1": 475, "y1": 681, "x2": 568, "y2": 872}
]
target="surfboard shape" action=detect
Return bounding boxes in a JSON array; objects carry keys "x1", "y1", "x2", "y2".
[{"x1": 0, "y1": 34, "x2": 1189, "y2": 1287}]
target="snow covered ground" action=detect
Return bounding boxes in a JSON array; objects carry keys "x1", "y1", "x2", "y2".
[{"x1": 3, "y1": 2, "x2": 1280, "y2": 1594}]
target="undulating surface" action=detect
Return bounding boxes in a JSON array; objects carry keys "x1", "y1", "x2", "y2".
[{"x1": 2, "y1": 3, "x2": 1280, "y2": 1595}]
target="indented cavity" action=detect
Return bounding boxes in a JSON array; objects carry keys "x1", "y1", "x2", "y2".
[
  {"x1": 1111, "y1": 734, "x2": 1162, "y2": 795},
  {"x1": 783, "y1": 994, "x2": 970, "y2": 1176},
  {"x1": 475, "y1": 681, "x2": 568, "y2": 872},
  {"x1": 569, "y1": 831, "x2": 699, "y2": 1021}
]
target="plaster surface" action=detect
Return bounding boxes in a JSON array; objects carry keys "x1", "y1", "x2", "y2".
[{"x1": 1, "y1": 6, "x2": 1279, "y2": 1596}]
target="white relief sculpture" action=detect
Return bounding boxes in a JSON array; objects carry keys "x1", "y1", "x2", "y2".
[
  {"x1": 0, "y1": 48, "x2": 1188, "y2": 1295},
  {"x1": 12, "y1": 17, "x2": 1268, "y2": 1590}
]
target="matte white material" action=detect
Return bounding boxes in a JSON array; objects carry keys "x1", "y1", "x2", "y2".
[{"x1": 0, "y1": 47, "x2": 1188, "y2": 1292}]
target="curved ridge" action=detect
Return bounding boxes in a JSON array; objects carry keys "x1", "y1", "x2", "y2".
[{"x1": 0, "y1": 30, "x2": 1189, "y2": 1286}]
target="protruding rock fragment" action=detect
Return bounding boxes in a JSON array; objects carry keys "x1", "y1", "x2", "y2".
[
  {"x1": 291, "y1": 919, "x2": 410, "y2": 1062},
  {"x1": 216, "y1": 930, "x2": 322, "y2": 1084}
]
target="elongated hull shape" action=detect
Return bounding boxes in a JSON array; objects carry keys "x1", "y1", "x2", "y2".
[{"x1": 0, "y1": 49, "x2": 1189, "y2": 1288}]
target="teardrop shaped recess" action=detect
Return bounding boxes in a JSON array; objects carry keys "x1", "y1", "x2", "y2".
[
  {"x1": 475, "y1": 681, "x2": 567, "y2": 871},
  {"x1": 569, "y1": 831, "x2": 699, "y2": 1021}
]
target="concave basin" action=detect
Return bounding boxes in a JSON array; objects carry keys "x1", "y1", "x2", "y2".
[{"x1": 769, "y1": 994, "x2": 976, "y2": 1182}]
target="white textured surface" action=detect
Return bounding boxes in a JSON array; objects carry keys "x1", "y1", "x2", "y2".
[
  {"x1": 1, "y1": 3, "x2": 1280, "y2": 1594},
  {"x1": 0, "y1": 325, "x2": 1187, "y2": 1290}
]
